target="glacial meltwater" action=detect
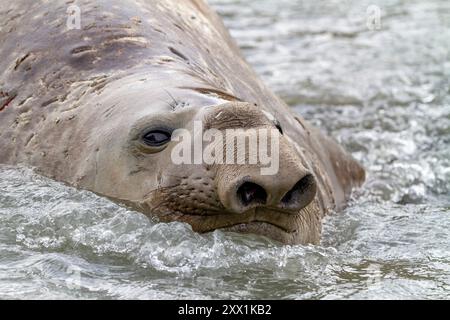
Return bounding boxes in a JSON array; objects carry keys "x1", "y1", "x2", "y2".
[{"x1": 0, "y1": 0, "x2": 449, "y2": 299}]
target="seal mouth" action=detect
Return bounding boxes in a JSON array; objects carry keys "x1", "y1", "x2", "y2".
[
  {"x1": 132, "y1": 194, "x2": 319, "y2": 244},
  {"x1": 219, "y1": 221, "x2": 298, "y2": 234},
  {"x1": 212, "y1": 208, "x2": 300, "y2": 234},
  {"x1": 219, "y1": 221, "x2": 301, "y2": 243},
  {"x1": 157, "y1": 205, "x2": 314, "y2": 236},
  {"x1": 170, "y1": 210, "x2": 303, "y2": 244}
]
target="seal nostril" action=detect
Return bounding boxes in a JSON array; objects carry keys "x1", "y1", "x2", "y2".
[
  {"x1": 237, "y1": 182, "x2": 267, "y2": 207},
  {"x1": 281, "y1": 174, "x2": 316, "y2": 208}
]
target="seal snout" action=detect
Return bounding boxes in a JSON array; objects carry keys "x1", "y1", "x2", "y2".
[
  {"x1": 220, "y1": 170, "x2": 317, "y2": 214},
  {"x1": 203, "y1": 102, "x2": 318, "y2": 216}
]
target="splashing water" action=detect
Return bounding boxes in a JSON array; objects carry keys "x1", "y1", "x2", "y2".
[{"x1": 0, "y1": 0, "x2": 449, "y2": 299}]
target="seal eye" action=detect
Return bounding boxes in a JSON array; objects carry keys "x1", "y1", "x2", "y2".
[{"x1": 142, "y1": 129, "x2": 172, "y2": 147}]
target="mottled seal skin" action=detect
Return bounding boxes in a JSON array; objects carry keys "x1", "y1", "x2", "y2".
[{"x1": 0, "y1": 0, "x2": 365, "y2": 244}]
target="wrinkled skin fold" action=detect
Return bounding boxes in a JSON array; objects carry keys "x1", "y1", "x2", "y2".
[{"x1": 0, "y1": 0, "x2": 365, "y2": 244}]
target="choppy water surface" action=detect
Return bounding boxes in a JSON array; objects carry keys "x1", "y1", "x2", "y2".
[{"x1": 1, "y1": 0, "x2": 449, "y2": 299}]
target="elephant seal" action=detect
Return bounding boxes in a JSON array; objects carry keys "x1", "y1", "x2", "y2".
[{"x1": 0, "y1": 0, "x2": 365, "y2": 244}]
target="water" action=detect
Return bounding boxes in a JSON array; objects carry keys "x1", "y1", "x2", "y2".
[{"x1": 0, "y1": 0, "x2": 449, "y2": 299}]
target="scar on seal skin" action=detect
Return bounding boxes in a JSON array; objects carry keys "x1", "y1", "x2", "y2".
[{"x1": 0, "y1": 91, "x2": 17, "y2": 111}]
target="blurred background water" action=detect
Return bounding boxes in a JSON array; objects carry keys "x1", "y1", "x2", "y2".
[{"x1": 0, "y1": 0, "x2": 449, "y2": 299}]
